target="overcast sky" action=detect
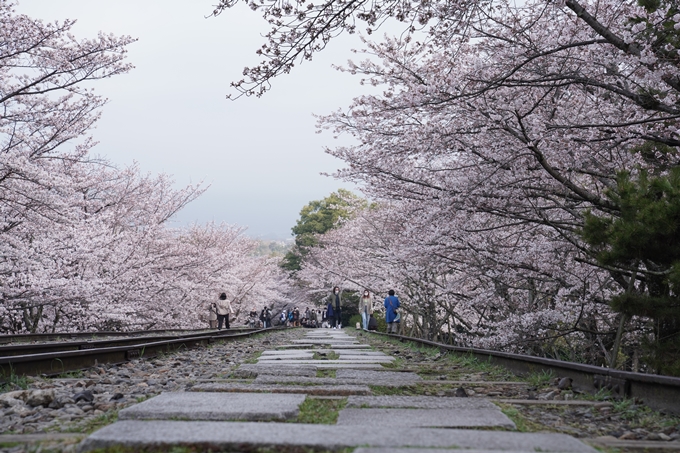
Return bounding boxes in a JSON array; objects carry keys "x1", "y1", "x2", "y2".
[{"x1": 15, "y1": 1, "x2": 372, "y2": 239}]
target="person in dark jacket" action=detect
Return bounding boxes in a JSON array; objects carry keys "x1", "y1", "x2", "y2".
[
  {"x1": 326, "y1": 301, "x2": 335, "y2": 328},
  {"x1": 384, "y1": 289, "x2": 400, "y2": 334},
  {"x1": 368, "y1": 313, "x2": 378, "y2": 331},
  {"x1": 325, "y1": 286, "x2": 342, "y2": 329}
]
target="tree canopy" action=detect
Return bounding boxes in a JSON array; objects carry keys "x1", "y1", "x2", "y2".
[{"x1": 281, "y1": 189, "x2": 358, "y2": 272}]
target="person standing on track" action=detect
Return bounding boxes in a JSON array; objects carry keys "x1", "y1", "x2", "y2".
[
  {"x1": 325, "y1": 286, "x2": 343, "y2": 329},
  {"x1": 384, "y1": 289, "x2": 400, "y2": 334},
  {"x1": 216, "y1": 293, "x2": 233, "y2": 330},
  {"x1": 207, "y1": 302, "x2": 218, "y2": 329},
  {"x1": 358, "y1": 289, "x2": 374, "y2": 330}
]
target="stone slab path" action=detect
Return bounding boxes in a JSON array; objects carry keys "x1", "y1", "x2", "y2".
[
  {"x1": 118, "y1": 392, "x2": 306, "y2": 421},
  {"x1": 78, "y1": 328, "x2": 599, "y2": 453},
  {"x1": 79, "y1": 420, "x2": 597, "y2": 452}
]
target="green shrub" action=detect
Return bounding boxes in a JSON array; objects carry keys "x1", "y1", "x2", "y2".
[{"x1": 348, "y1": 314, "x2": 361, "y2": 328}]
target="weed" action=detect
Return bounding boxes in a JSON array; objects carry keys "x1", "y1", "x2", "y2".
[
  {"x1": 243, "y1": 351, "x2": 262, "y2": 364},
  {"x1": 312, "y1": 351, "x2": 339, "y2": 360},
  {"x1": 136, "y1": 394, "x2": 153, "y2": 403},
  {"x1": 496, "y1": 403, "x2": 546, "y2": 432},
  {"x1": 70, "y1": 410, "x2": 120, "y2": 434},
  {"x1": 316, "y1": 369, "x2": 336, "y2": 378},
  {"x1": 0, "y1": 371, "x2": 30, "y2": 392},
  {"x1": 379, "y1": 357, "x2": 405, "y2": 369},
  {"x1": 525, "y1": 370, "x2": 555, "y2": 388},
  {"x1": 53, "y1": 369, "x2": 85, "y2": 379},
  {"x1": 294, "y1": 397, "x2": 347, "y2": 424},
  {"x1": 580, "y1": 388, "x2": 614, "y2": 402}
]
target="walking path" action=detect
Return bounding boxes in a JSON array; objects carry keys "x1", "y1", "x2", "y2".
[{"x1": 77, "y1": 329, "x2": 598, "y2": 452}]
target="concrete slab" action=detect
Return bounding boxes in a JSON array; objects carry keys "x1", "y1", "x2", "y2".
[
  {"x1": 328, "y1": 355, "x2": 395, "y2": 361},
  {"x1": 336, "y1": 408, "x2": 515, "y2": 429},
  {"x1": 254, "y1": 373, "x2": 419, "y2": 387},
  {"x1": 255, "y1": 359, "x2": 394, "y2": 365},
  {"x1": 354, "y1": 449, "x2": 544, "y2": 453},
  {"x1": 190, "y1": 383, "x2": 371, "y2": 396},
  {"x1": 118, "y1": 392, "x2": 305, "y2": 421},
  {"x1": 234, "y1": 364, "x2": 317, "y2": 377},
  {"x1": 316, "y1": 363, "x2": 384, "y2": 369},
  {"x1": 254, "y1": 375, "x2": 338, "y2": 385},
  {"x1": 261, "y1": 350, "x2": 315, "y2": 355},
  {"x1": 291, "y1": 340, "x2": 358, "y2": 344},
  {"x1": 346, "y1": 395, "x2": 500, "y2": 410},
  {"x1": 276, "y1": 344, "x2": 370, "y2": 349},
  {"x1": 78, "y1": 421, "x2": 598, "y2": 453},
  {"x1": 336, "y1": 369, "x2": 422, "y2": 382}
]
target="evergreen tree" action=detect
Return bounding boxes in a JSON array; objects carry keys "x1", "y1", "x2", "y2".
[
  {"x1": 582, "y1": 157, "x2": 680, "y2": 375},
  {"x1": 281, "y1": 189, "x2": 357, "y2": 272}
]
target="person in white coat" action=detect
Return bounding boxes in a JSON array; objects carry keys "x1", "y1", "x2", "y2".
[{"x1": 216, "y1": 293, "x2": 233, "y2": 330}]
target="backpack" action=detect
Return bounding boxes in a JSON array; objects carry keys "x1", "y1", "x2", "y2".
[{"x1": 288, "y1": 311, "x2": 294, "y2": 321}]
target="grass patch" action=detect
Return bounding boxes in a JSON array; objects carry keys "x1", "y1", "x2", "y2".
[
  {"x1": 362, "y1": 331, "x2": 517, "y2": 381},
  {"x1": 84, "y1": 409, "x2": 120, "y2": 433},
  {"x1": 525, "y1": 370, "x2": 555, "y2": 388},
  {"x1": 608, "y1": 398, "x2": 680, "y2": 430},
  {"x1": 0, "y1": 371, "x2": 30, "y2": 392},
  {"x1": 294, "y1": 397, "x2": 347, "y2": 424},
  {"x1": 52, "y1": 369, "x2": 86, "y2": 379},
  {"x1": 316, "y1": 369, "x2": 336, "y2": 378},
  {"x1": 496, "y1": 403, "x2": 546, "y2": 432},
  {"x1": 379, "y1": 357, "x2": 405, "y2": 369},
  {"x1": 312, "y1": 351, "x2": 339, "y2": 360},
  {"x1": 243, "y1": 351, "x2": 263, "y2": 364}
]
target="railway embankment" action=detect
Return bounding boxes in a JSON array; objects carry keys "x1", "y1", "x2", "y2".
[{"x1": 0, "y1": 328, "x2": 679, "y2": 452}]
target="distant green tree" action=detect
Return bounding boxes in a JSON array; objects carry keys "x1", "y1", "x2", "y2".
[
  {"x1": 581, "y1": 157, "x2": 680, "y2": 375},
  {"x1": 281, "y1": 189, "x2": 358, "y2": 272}
]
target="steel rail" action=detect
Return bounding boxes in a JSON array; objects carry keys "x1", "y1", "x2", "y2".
[
  {"x1": 0, "y1": 328, "x2": 230, "y2": 345},
  {"x1": 371, "y1": 331, "x2": 680, "y2": 415},
  {"x1": 0, "y1": 328, "x2": 280, "y2": 378},
  {"x1": 0, "y1": 328, "x2": 258, "y2": 357}
]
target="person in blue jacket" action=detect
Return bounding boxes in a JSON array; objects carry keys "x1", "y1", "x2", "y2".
[
  {"x1": 326, "y1": 300, "x2": 336, "y2": 328},
  {"x1": 384, "y1": 289, "x2": 400, "y2": 334}
]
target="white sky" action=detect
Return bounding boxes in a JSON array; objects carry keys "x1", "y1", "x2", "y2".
[{"x1": 15, "y1": 0, "x2": 373, "y2": 239}]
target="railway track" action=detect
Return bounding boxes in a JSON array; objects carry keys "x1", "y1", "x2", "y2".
[
  {"x1": 0, "y1": 327, "x2": 274, "y2": 378},
  {"x1": 374, "y1": 331, "x2": 680, "y2": 415},
  {"x1": 0, "y1": 327, "x2": 221, "y2": 344}
]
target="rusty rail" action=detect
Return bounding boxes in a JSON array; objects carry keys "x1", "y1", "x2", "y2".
[
  {"x1": 0, "y1": 328, "x2": 279, "y2": 378},
  {"x1": 371, "y1": 331, "x2": 680, "y2": 415}
]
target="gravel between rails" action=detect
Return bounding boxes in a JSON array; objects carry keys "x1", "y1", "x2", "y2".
[
  {"x1": 358, "y1": 330, "x2": 680, "y2": 445},
  {"x1": 3, "y1": 327, "x2": 680, "y2": 453},
  {"x1": 0, "y1": 328, "x2": 306, "y2": 453}
]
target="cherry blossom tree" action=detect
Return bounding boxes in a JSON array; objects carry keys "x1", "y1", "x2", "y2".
[
  {"x1": 0, "y1": 2, "x2": 289, "y2": 334},
  {"x1": 281, "y1": 0, "x2": 680, "y2": 372}
]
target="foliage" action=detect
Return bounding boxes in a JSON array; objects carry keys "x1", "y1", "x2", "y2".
[
  {"x1": 582, "y1": 166, "x2": 680, "y2": 374},
  {"x1": 525, "y1": 370, "x2": 556, "y2": 389},
  {"x1": 258, "y1": 0, "x2": 680, "y2": 374},
  {"x1": 281, "y1": 189, "x2": 359, "y2": 272},
  {"x1": 0, "y1": 370, "x2": 30, "y2": 392},
  {"x1": 293, "y1": 397, "x2": 347, "y2": 424},
  {"x1": 0, "y1": 2, "x2": 291, "y2": 333}
]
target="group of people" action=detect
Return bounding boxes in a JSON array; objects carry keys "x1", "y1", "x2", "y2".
[
  {"x1": 357, "y1": 288, "x2": 401, "y2": 334},
  {"x1": 279, "y1": 306, "x2": 331, "y2": 328},
  {"x1": 206, "y1": 287, "x2": 402, "y2": 334}
]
